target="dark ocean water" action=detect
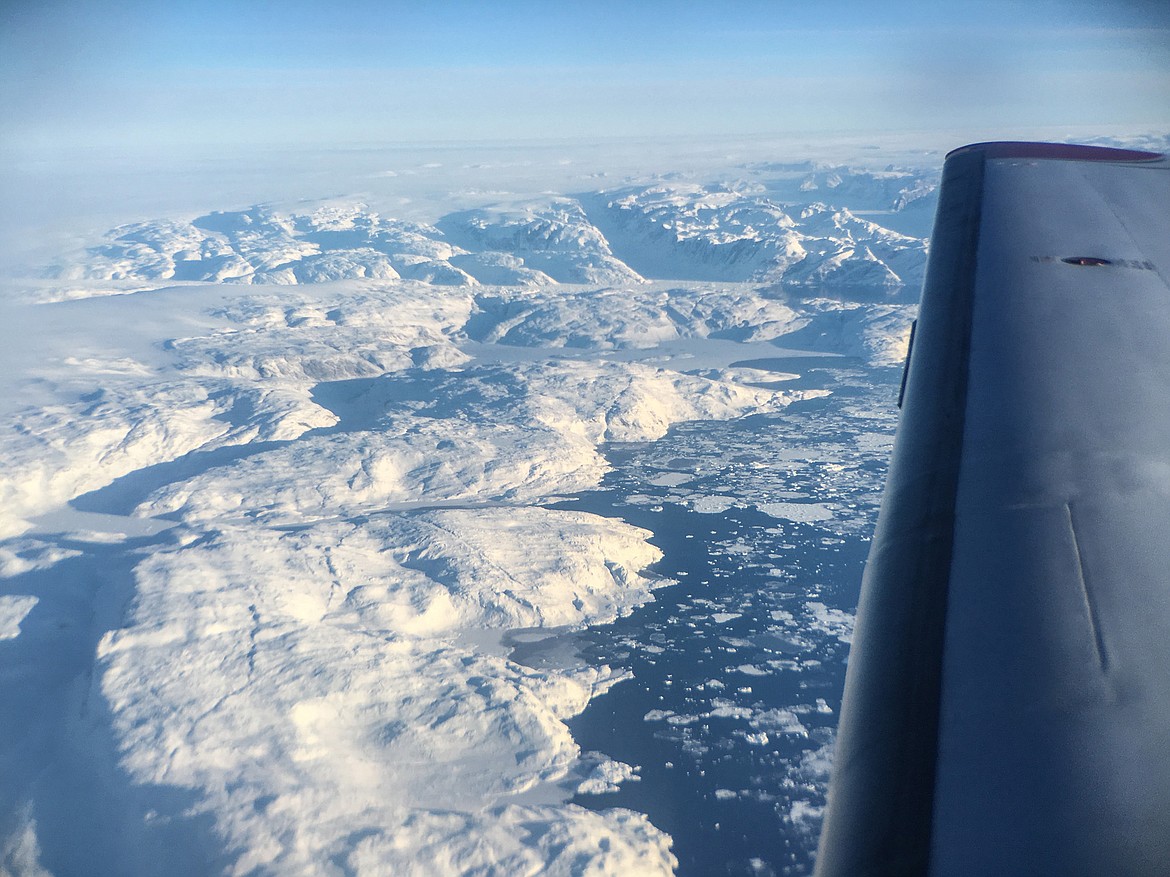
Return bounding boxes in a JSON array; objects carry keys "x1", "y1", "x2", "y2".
[{"x1": 546, "y1": 366, "x2": 899, "y2": 876}]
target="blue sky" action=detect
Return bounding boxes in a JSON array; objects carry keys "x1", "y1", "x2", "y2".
[{"x1": 2, "y1": 0, "x2": 1169, "y2": 151}]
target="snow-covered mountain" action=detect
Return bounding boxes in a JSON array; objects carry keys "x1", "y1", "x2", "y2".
[
  {"x1": 438, "y1": 199, "x2": 645, "y2": 286},
  {"x1": 750, "y1": 162, "x2": 937, "y2": 212},
  {"x1": 3, "y1": 273, "x2": 863, "y2": 875},
  {"x1": 60, "y1": 205, "x2": 477, "y2": 287},
  {"x1": 586, "y1": 183, "x2": 927, "y2": 290},
  {"x1": 743, "y1": 160, "x2": 941, "y2": 238},
  {"x1": 3, "y1": 159, "x2": 924, "y2": 877},
  {"x1": 50, "y1": 178, "x2": 928, "y2": 295}
]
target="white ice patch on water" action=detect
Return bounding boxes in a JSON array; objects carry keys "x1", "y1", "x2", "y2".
[
  {"x1": 750, "y1": 708, "x2": 810, "y2": 737},
  {"x1": 0, "y1": 596, "x2": 38, "y2": 640},
  {"x1": 576, "y1": 756, "x2": 643, "y2": 795},
  {"x1": 706, "y1": 699, "x2": 755, "y2": 721},
  {"x1": 805, "y1": 601, "x2": 856, "y2": 644},
  {"x1": 648, "y1": 472, "x2": 693, "y2": 488},
  {"x1": 711, "y1": 612, "x2": 742, "y2": 624},
  {"x1": 690, "y1": 495, "x2": 737, "y2": 514},
  {"x1": 736, "y1": 664, "x2": 770, "y2": 676},
  {"x1": 757, "y1": 501, "x2": 836, "y2": 522},
  {"x1": 787, "y1": 799, "x2": 827, "y2": 835}
]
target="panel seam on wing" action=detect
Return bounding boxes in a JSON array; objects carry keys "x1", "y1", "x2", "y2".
[{"x1": 1065, "y1": 501, "x2": 1109, "y2": 675}]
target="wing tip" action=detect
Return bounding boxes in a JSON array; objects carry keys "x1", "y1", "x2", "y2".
[{"x1": 946, "y1": 141, "x2": 1165, "y2": 163}]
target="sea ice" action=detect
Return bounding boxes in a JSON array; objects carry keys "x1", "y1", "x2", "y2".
[
  {"x1": 757, "y1": 501, "x2": 836, "y2": 523},
  {"x1": 576, "y1": 756, "x2": 643, "y2": 795}
]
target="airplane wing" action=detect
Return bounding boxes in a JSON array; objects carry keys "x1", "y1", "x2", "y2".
[{"x1": 815, "y1": 141, "x2": 1170, "y2": 876}]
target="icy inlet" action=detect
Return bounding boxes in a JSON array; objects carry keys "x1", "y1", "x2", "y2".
[{"x1": 0, "y1": 159, "x2": 926, "y2": 876}]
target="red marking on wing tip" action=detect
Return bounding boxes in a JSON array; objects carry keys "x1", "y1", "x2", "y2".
[{"x1": 946, "y1": 141, "x2": 1164, "y2": 163}]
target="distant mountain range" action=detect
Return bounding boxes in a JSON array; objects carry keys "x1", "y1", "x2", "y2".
[{"x1": 52, "y1": 169, "x2": 932, "y2": 294}]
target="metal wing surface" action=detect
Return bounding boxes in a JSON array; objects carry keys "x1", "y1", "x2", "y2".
[{"x1": 816, "y1": 141, "x2": 1170, "y2": 877}]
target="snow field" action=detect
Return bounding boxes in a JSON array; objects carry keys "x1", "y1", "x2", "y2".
[{"x1": 96, "y1": 513, "x2": 670, "y2": 875}]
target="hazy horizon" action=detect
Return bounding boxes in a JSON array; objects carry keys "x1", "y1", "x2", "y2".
[{"x1": 3, "y1": 0, "x2": 1168, "y2": 152}]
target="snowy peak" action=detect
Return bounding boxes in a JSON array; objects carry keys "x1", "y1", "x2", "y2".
[
  {"x1": 437, "y1": 199, "x2": 644, "y2": 285},
  {"x1": 589, "y1": 183, "x2": 926, "y2": 290},
  {"x1": 438, "y1": 199, "x2": 612, "y2": 255},
  {"x1": 66, "y1": 205, "x2": 464, "y2": 287},
  {"x1": 464, "y1": 285, "x2": 802, "y2": 350},
  {"x1": 49, "y1": 168, "x2": 930, "y2": 293},
  {"x1": 748, "y1": 161, "x2": 939, "y2": 212},
  {"x1": 56, "y1": 199, "x2": 646, "y2": 289},
  {"x1": 61, "y1": 204, "x2": 456, "y2": 286}
]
